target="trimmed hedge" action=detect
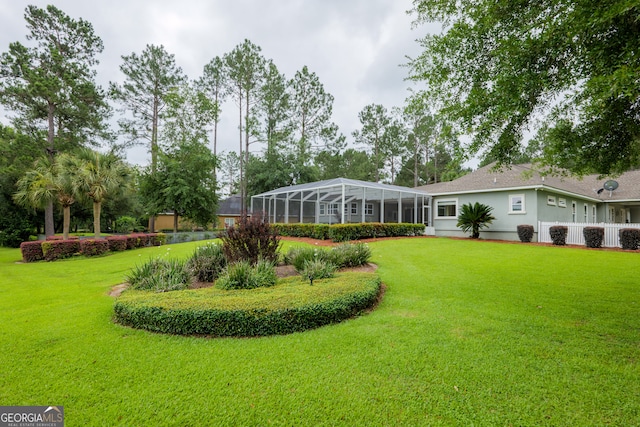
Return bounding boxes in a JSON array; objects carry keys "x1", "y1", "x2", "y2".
[
  {"x1": 517, "y1": 224, "x2": 534, "y2": 243},
  {"x1": 583, "y1": 227, "x2": 604, "y2": 249},
  {"x1": 273, "y1": 222, "x2": 425, "y2": 242},
  {"x1": 20, "y1": 241, "x2": 44, "y2": 263},
  {"x1": 106, "y1": 236, "x2": 128, "y2": 252},
  {"x1": 80, "y1": 239, "x2": 110, "y2": 257},
  {"x1": 619, "y1": 228, "x2": 640, "y2": 250},
  {"x1": 549, "y1": 226, "x2": 568, "y2": 246},
  {"x1": 113, "y1": 272, "x2": 382, "y2": 337},
  {"x1": 41, "y1": 239, "x2": 81, "y2": 261}
]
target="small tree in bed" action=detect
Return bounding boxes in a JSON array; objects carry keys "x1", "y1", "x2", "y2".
[
  {"x1": 457, "y1": 202, "x2": 495, "y2": 239},
  {"x1": 220, "y1": 213, "x2": 280, "y2": 264}
]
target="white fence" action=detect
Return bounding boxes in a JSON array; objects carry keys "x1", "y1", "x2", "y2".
[{"x1": 538, "y1": 222, "x2": 640, "y2": 248}]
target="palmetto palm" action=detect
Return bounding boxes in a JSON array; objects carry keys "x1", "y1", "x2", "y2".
[
  {"x1": 14, "y1": 157, "x2": 79, "y2": 240},
  {"x1": 456, "y1": 202, "x2": 496, "y2": 238},
  {"x1": 74, "y1": 149, "x2": 129, "y2": 238}
]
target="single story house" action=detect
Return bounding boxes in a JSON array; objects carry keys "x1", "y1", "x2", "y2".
[
  {"x1": 151, "y1": 195, "x2": 246, "y2": 231},
  {"x1": 250, "y1": 178, "x2": 430, "y2": 225},
  {"x1": 416, "y1": 163, "x2": 640, "y2": 241}
]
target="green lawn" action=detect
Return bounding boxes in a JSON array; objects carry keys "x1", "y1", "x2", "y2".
[{"x1": 0, "y1": 238, "x2": 638, "y2": 426}]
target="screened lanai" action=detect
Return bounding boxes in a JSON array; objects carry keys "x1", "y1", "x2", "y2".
[{"x1": 250, "y1": 178, "x2": 432, "y2": 225}]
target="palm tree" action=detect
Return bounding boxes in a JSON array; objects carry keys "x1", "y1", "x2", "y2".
[
  {"x1": 456, "y1": 202, "x2": 496, "y2": 238},
  {"x1": 74, "y1": 149, "x2": 129, "y2": 238},
  {"x1": 14, "y1": 157, "x2": 79, "y2": 240}
]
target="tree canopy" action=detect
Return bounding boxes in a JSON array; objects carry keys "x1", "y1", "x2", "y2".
[{"x1": 408, "y1": 0, "x2": 640, "y2": 175}]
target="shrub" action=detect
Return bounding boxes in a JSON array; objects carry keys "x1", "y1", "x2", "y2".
[
  {"x1": 115, "y1": 216, "x2": 137, "y2": 233},
  {"x1": 41, "y1": 239, "x2": 80, "y2": 261},
  {"x1": 583, "y1": 227, "x2": 604, "y2": 248},
  {"x1": 220, "y1": 214, "x2": 280, "y2": 264},
  {"x1": 106, "y1": 236, "x2": 128, "y2": 252},
  {"x1": 300, "y1": 259, "x2": 337, "y2": 285},
  {"x1": 185, "y1": 243, "x2": 227, "y2": 282},
  {"x1": 285, "y1": 247, "x2": 334, "y2": 271},
  {"x1": 126, "y1": 258, "x2": 190, "y2": 292},
  {"x1": 113, "y1": 273, "x2": 382, "y2": 337},
  {"x1": 253, "y1": 259, "x2": 277, "y2": 288},
  {"x1": 130, "y1": 233, "x2": 149, "y2": 248},
  {"x1": 272, "y1": 223, "x2": 424, "y2": 242},
  {"x1": 331, "y1": 242, "x2": 372, "y2": 267},
  {"x1": 456, "y1": 202, "x2": 495, "y2": 239},
  {"x1": 517, "y1": 225, "x2": 534, "y2": 243},
  {"x1": 149, "y1": 232, "x2": 166, "y2": 246},
  {"x1": 80, "y1": 239, "x2": 110, "y2": 257},
  {"x1": 619, "y1": 228, "x2": 640, "y2": 250},
  {"x1": 20, "y1": 241, "x2": 44, "y2": 262},
  {"x1": 549, "y1": 226, "x2": 568, "y2": 246},
  {"x1": 125, "y1": 235, "x2": 138, "y2": 250},
  {"x1": 217, "y1": 261, "x2": 256, "y2": 290}
]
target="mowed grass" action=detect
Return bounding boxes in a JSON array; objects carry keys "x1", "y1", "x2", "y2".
[{"x1": 0, "y1": 238, "x2": 638, "y2": 426}]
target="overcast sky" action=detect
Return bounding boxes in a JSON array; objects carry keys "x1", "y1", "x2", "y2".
[{"x1": 0, "y1": 0, "x2": 437, "y2": 166}]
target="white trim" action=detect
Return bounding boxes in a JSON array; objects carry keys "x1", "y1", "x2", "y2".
[
  {"x1": 558, "y1": 198, "x2": 567, "y2": 208},
  {"x1": 508, "y1": 194, "x2": 526, "y2": 214},
  {"x1": 435, "y1": 198, "x2": 458, "y2": 219},
  {"x1": 428, "y1": 185, "x2": 601, "y2": 203},
  {"x1": 547, "y1": 195, "x2": 556, "y2": 206}
]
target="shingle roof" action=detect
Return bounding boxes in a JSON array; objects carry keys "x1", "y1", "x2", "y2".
[
  {"x1": 415, "y1": 163, "x2": 640, "y2": 202},
  {"x1": 217, "y1": 194, "x2": 243, "y2": 216}
]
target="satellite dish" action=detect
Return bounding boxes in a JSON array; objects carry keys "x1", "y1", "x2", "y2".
[{"x1": 603, "y1": 180, "x2": 619, "y2": 191}]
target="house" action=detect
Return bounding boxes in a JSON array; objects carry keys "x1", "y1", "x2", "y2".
[
  {"x1": 250, "y1": 178, "x2": 430, "y2": 225},
  {"x1": 416, "y1": 163, "x2": 640, "y2": 241},
  {"x1": 151, "y1": 195, "x2": 247, "y2": 231}
]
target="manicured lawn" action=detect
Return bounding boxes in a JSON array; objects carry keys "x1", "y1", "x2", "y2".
[{"x1": 0, "y1": 238, "x2": 638, "y2": 425}]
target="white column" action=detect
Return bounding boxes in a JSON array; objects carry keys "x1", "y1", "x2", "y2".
[
  {"x1": 398, "y1": 192, "x2": 402, "y2": 223},
  {"x1": 381, "y1": 190, "x2": 385, "y2": 223},
  {"x1": 341, "y1": 184, "x2": 346, "y2": 224},
  {"x1": 361, "y1": 187, "x2": 366, "y2": 223}
]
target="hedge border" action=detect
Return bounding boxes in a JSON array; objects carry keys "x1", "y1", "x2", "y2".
[
  {"x1": 273, "y1": 222, "x2": 425, "y2": 242},
  {"x1": 113, "y1": 273, "x2": 382, "y2": 337}
]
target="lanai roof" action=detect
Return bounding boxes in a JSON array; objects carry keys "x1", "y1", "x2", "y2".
[
  {"x1": 416, "y1": 163, "x2": 640, "y2": 203},
  {"x1": 252, "y1": 177, "x2": 430, "y2": 198}
]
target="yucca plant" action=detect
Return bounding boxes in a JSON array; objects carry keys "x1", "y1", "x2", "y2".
[{"x1": 456, "y1": 202, "x2": 495, "y2": 238}]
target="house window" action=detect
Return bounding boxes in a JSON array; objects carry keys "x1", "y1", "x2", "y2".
[
  {"x1": 327, "y1": 203, "x2": 339, "y2": 215},
  {"x1": 509, "y1": 194, "x2": 525, "y2": 214},
  {"x1": 592, "y1": 205, "x2": 597, "y2": 223},
  {"x1": 436, "y1": 199, "x2": 457, "y2": 218},
  {"x1": 547, "y1": 195, "x2": 556, "y2": 206},
  {"x1": 584, "y1": 204, "x2": 588, "y2": 222},
  {"x1": 319, "y1": 203, "x2": 325, "y2": 215},
  {"x1": 364, "y1": 203, "x2": 374, "y2": 216},
  {"x1": 558, "y1": 198, "x2": 567, "y2": 208},
  {"x1": 572, "y1": 201, "x2": 577, "y2": 222},
  {"x1": 350, "y1": 202, "x2": 358, "y2": 215},
  {"x1": 224, "y1": 218, "x2": 235, "y2": 227}
]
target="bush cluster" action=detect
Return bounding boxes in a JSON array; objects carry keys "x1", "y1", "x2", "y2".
[
  {"x1": 19, "y1": 233, "x2": 165, "y2": 262},
  {"x1": 549, "y1": 226, "x2": 568, "y2": 246},
  {"x1": 80, "y1": 239, "x2": 110, "y2": 257},
  {"x1": 216, "y1": 260, "x2": 277, "y2": 290},
  {"x1": 300, "y1": 259, "x2": 337, "y2": 285},
  {"x1": 113, "y1": 273, "x2": 382, "y2": 337},
  {"x1": 185, "y1": 243, "x2": 227, "y2": 282},
  {"x1": 220, "y1": 215, "x2": 280, "y2": 264},
  {"x1": 273, "y1": 222, "x2": 424, "y2": 242},
  {"x1": 126, "y1": 257, "x2": 190, "y2": 292},
  {"x1": 20, "y1": 241, "x2": 44, "y2": 262},
  {"x1": 285, "y1": 243, "x2": 372, "y2": 272},
  {"x1": 517, "y1": 224, "x2": 534, "y2": 243},
  {"x1": 583, "y1": 227, "x2": 604, "y2": 248},
  {"x1": 619, "y1": 228, "x2": 640, "y2": 250}
]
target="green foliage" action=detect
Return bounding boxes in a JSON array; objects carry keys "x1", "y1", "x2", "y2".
[
  {"x1": 216, "y1": 260, "x2": 276, "y2": 290},
  {"x1": 185, "y1": 243, "x2": 227, "y2": 282},
  {"x1": 114, "y1": 272, "x2": 381, "y2": 336},
  {"x1": 330, "y1": 242, "x2": 372, "y2": 268},
  {"x1": 126, "y1": 257, "x2": 190, "y2": 292},
  {"x1": 106, "y1": 236, "x2": 128, "y2": 252},
  {"x1": 115, "y1": 216, "x2": 137, "y2": 233},
  {"x1": 408, "y1": 0, "x2": 640, "y2": 175},
  {"x1": 286, "y1": 247, "x2": 334, "y2": 272},
  {"x1": 619, "y1": 228, "x2": 640, "y2": 250},
  {"x1": 272, "y1": 223, "x2": 331, "y2": 240},
  {"x1": 583, "y1": 227, "x2": 604, "y2": 249},
  {"x1": 220, "y1": 215, "x2": 280, "y2": 264},
  {"x1": 456, "y1": 202, "x2": 495, "y2": 238},
  {"x1": 285, "y1": 243, "x2": 372, "y2": 273},
  {"x1": 300, "y1": 259, "x2": 337, "y2": 285},
  {"x1": 79, "y1": 239, "x2": 109, "y2": 257},
  {"x1": 273, "y1": 223, "x2": 425, "y2": 242}
]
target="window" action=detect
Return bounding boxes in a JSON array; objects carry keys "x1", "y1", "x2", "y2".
[
  {"x1": 572, "y1": 201, "x2": 577, "y2": 222},
  {"x1": 436, "y1": 199, "x2": 457, "y2": 218},
  {"x1": 547, "y1": 195, "x2": 556, "y2": 206},
  {"x1": 592, "y1": 205, "x2": 597, "y2": 223},
  {"x1": 319, "y1": 203, "x2": 325, "y2": 215},
  {"x1": 364, "y1": 203, "x2": 374, "y2": 216},
  {"x1": 350, "y1": 202, "x2": 358, "y2": 215},
  {"x1": 584, "y1": 204, "x2": 588, "y2": 222},
  {"x1": 224, "y1": 218, "x2": 235, "y2": 227},
  {"x1": 509, "y1": 194, "x2": 525, "y2": 214},
  {"x1": 327, "y1": 203, "x2": 339, "y2": 215},
  {"x1": 558, "y1": 198, "x2": 567, "y2": 208}
]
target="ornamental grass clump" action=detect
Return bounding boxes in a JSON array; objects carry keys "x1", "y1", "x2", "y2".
[
  {"x1": 330, "y1": 242, "x2": 371, "y2": 268},
  {"x1": 126, "y1": 257, "x2": 190, "y2": 292},
  {"x1": 185, "y1": 243, "x2": 227, "y2": 282},
  {"x1": 285, "y1": 247, "x2": 333, "y2": 271},
  {"x1": 216, "y1": 260, "x2": 277, "y2": 290},
  {"x1": 300, "y1": 259, "x2": 337, "y2": 286}
]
